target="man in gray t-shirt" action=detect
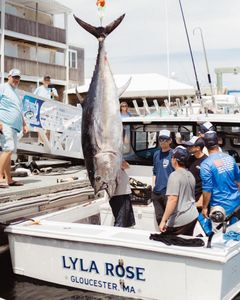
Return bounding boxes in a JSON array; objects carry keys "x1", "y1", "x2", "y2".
[{"x1": 159, "y1": 146, "x2": 198, "y2": 236}]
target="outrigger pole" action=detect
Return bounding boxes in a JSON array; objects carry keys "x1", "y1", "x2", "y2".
[
  {"x1": 178, "y1": 0, "x2": 202, "y2": 102},
  {"x1": 193, "y1": 27, "x2": 216, "y2": 111}
]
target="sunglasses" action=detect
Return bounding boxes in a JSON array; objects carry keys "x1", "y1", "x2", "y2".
[
  {"x1": 121, "y1": 105, "x2": 128, "y2": 108},
  {"x1": 12, "y1": 76, "x2": 21, "y2": 80}
]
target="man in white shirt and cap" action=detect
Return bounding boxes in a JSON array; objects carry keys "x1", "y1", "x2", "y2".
[
  {"x1": 0, "y1": 69, "x2": 28, "y2": 187},
  {"x1": 34, "y1": 75, "x2": 59, "y2": 100},
  {"x1": 34, "y1": 75, "x2": 58, "y2": 145}
]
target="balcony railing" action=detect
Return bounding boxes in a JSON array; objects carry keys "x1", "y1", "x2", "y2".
[
  {"x1": 69, "y1": 68, "x2": 84, "y2": 84},
  {"x1": 0, "y1": 13, "x2": 66, "y2": 44},
  {"x1": 4, "y1": 56, "x2": 67, "y2": 81}
]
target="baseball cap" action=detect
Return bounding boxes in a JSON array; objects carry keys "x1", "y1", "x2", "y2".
[
  {"x1": 199, "y1": 121, "x2": 215, "y2": 134},
  {"x1": 8, "y1": 69, "x2": 21, "y2": 77},
  {"x1": 184, "y1": 136, "x2": 205, "y2": 148},
  {"x1": 159, "y1": 129, "x2": 171, "y2": 140},
  {"x1": 204, "y1": 131, "x2": 218, "y2": 149},
  {"x1": 172, "y1": 146, "x2": 189, "y2": 163}
]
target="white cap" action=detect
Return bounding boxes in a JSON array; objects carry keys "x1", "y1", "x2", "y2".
[
  {"x1": 159, "y1": 129, "x2": 171, "y2": 139},
  {"x1": 8, "y1": 69, "x2": 21, "y2": 77}
]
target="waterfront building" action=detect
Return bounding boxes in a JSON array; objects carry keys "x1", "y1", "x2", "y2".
[{"x1": 0, "y1": 0, "x2": 84, "y2": 102}]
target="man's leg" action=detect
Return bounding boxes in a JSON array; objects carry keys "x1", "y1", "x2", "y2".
[
  {"x1": 152, "y1": 192, "x2": 167, "y2": 225},
  {"x1": 4, "y1": 152, "x2": 13, "y2": 184},
  {"x1": 0, "y1": 151, "x2": 12, "y2": 183}
]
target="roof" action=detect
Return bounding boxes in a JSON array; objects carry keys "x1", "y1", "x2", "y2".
[
  {"x1": 7, "y1": 0, "x2": 72, "y2": 14},
  {"x1": 67, "y1": 73, "x2": 195, "y2": 98}
]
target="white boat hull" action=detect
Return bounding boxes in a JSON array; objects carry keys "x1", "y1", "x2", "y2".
[{"x1": 5, "y1": 198, "x2": 240, "y2": 300}]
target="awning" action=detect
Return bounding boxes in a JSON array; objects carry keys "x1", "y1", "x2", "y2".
[{"x1": 67, "y1": 73, "x2": 195, "y2": 98}]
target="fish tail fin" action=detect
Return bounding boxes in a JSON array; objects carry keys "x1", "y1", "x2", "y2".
[{"x1": 73, "y1": 14, "x2": 125, "y2": 40}]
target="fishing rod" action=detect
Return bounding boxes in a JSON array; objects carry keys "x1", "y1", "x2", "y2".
[
  {"x1": 178, "y1": 0, "x2": 202, "y2": 101},
  {"x1": 193, "y1": 27, "x2": 216, "y2": 110}
]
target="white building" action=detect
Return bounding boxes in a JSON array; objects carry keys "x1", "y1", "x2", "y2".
[{"x1": 0, "y1": 0, "x2": 84, "y2": 102}]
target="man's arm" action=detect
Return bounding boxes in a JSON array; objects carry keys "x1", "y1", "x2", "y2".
[
  {"x1": 152, "y1": 175, "x2": 156, "y2": 189},
  {"x1": 159, "y1": 195, "x2": 178, "y2": 232},
  {"x1": 52, "y1": 88, "x2": 59, "y2": 100},
  {"x1": 202, "y1": 191, "x2": 211, "y2": 218},
  {"x1": 22, "y1": 116, "x2": 29, "y2": 135}
]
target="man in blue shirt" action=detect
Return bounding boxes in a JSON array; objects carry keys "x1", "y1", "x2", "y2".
[
  {"x1": 200, "y1": 131, "x2": 240, "y2": 218},
  {"x1": 0, "y1": 69, "x2": 28, "y2": 187},
  {"x1": 152, "y1": 129, "x2": 174, "y2": 225}
]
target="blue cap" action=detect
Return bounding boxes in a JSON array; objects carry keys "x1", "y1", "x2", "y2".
[
  {"x1": 172, "y1": 146, "x2": 189, "y2": 163},
  {"x1": 199, "y1": 121, "x2": 215, "y2": 134},
  {"x1": 204, "y1": 131, "x2": 218, "y2": 149},
  {"x1": 184, "y1": 136, "x2": 205, "y2": 148}
]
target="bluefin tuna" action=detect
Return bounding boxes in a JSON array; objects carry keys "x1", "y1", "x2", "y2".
[{"x1": 74, "y1": 14, "x2": 129, "y2": 197}]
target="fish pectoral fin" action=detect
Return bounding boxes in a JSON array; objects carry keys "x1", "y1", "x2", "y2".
[
  {"x1": 75, "y1": 86, "x2": 84, "y2": 104},
  {"x1": 118, "y1": 77, "x2": 132, "y2": 97}
]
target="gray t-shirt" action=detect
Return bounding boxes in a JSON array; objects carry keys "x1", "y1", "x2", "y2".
[{"x1": 166, "y1": 168, "x2": 198, "y2": 227}]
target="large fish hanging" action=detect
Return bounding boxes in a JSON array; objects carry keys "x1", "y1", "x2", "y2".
[{"x1": 74, "y1": 13, "x2": 130, "y2": 198}]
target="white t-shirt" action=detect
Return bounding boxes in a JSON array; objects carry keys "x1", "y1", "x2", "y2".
[
  {"x1": 34, "y1": 85, "x2": 58, "y2": 100},
  {"x1": 114, "y1": 169, "x2": 131, "y2": 196}
]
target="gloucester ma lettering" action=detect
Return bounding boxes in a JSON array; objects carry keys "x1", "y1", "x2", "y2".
[{"x1": 62, "y1": 256, "x2": 146, "y2": 294}]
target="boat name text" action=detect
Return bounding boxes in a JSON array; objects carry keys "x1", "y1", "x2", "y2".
[{"x1": 62, "y1": 256, "x2": 145, "y2": 281}]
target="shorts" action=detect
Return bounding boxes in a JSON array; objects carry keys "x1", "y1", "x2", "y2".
[
  {"x1": 0, "y1": 123, "x2": 18, "y2": 152},
  {"x1": 165, "y1": 218, "x2": 198, "y2": 236}
]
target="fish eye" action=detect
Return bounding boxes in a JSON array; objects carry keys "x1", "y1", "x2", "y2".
[{"x1": 95, "y1": 175, "x2": 101, "y2": 182}]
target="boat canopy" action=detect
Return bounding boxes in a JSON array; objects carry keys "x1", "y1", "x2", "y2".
[{"x1": 68, "y1": 73, "x2": 195, "y2": 98}]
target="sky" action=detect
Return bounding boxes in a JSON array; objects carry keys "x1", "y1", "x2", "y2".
[{"x1": 56, "y1": 0, "x2": 240, "y2": 91}]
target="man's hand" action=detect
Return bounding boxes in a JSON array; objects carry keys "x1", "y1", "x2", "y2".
[
  {"x1": 159, "y1": 219, "x2": 167, "y2": 232},
  {"x1": 202, "y1": 207, "x2": 208, "y2": 218},
  {"x1": 23, "y1": 124, "x2": 29, "y2": 135},
  {"x1": 0, "y1": 123, "x2": 2, "y2": 133}
]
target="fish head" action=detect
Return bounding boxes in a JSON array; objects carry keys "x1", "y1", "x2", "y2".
[{"x1": 94, "y1": 152, "x2": 121, "y2": 198}]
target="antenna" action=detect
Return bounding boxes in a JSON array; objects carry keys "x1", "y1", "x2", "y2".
[{"x1": 178, "y1": 0, "x2": 202, "y2": 102}]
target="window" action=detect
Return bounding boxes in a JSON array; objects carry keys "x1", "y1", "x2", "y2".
[{"x1": 69, "y1": 49, "x2": 77, "y2": 69}]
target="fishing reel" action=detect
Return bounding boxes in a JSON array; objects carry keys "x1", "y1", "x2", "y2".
[
  {"x1": 207, "y1": 205, "x2": 240, "y2": 248},
  {"x1": 209, "y1": 206, "x2": 226, "y2": 223},
  {"x1": 209, "y1": 206, "x2": 227, "y2": 233}
]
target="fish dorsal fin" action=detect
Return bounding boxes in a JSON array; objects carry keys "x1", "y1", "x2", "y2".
[
  {"x1": 73, "y1": 14, "x2": 125, "y2": 40},
  {"x1": 118, "y1": 77, "x2": 131, "y2": 97},
  {"x1": 75, "y1": 86, "x2": 84, "y2": 105}
]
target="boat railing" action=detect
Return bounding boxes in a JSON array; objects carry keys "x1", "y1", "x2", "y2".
[
  {"x1": 131, "y1": 94, "x2": 240, "y2": 118},
  {"x1": 17, "y1": 90, "x2": 83, "y2": 160}
]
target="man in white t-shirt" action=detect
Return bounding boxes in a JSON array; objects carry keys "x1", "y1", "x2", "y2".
[
  {"x1": 34, "y1": 75, "x2": 59, "y2": 100},
  {"x1": 34, "y1": 75, "x2": 58, "y2": 145}
]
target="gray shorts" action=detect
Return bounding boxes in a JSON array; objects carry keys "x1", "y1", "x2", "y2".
[{"x1": 0, "y1": 123, "x2": 18, "y2": 152}]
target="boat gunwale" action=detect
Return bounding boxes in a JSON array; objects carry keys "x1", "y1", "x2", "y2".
[{"x1": 6, "y1": 219, "x2": 240, "y2": 264}]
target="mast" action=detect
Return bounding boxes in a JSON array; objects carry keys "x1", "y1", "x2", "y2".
[
  {"x1": 178, "y1": 0, "x2": 202, "y2": 102},
  {"x1": 164, "y1": 0, "x2": 171, "y2": 106}
]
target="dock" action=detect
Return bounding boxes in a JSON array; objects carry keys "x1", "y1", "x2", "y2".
[{"x1": 0, "y1": 163, "x2": 94, "y2": 253}]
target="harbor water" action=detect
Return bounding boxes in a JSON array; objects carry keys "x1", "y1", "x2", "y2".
[{"x1": 0, "y1": 250, "x2": 239, "y2": 300}]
